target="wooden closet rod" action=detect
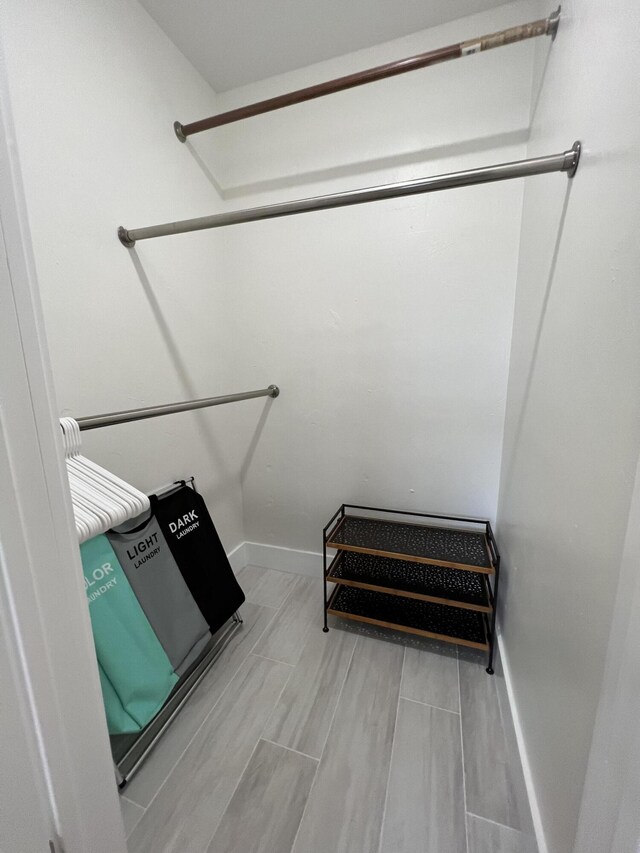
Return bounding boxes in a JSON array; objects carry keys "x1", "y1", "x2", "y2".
[
  {"x1": 117, "y1": 142, "x2": 580, "y2": 247},
  {"x1": 173, "y1": 7, "x2": 560, "y2": 141}
]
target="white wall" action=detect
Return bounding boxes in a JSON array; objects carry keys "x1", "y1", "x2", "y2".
[
  {"x1": 192, "y1": 0, "x2": 542, "y2": 551},
  {"x1": 574, "y1": 452, "x2": 640, "y2": 852},
  {"x1": 497, "y1": 2, "x2": 640, "y2": 851},
  {"x1": 1, "y1": 0, "x2": 269, "y2": 554},
  {"x1": 1, "y1": 0, "x2": 542, "y2": 559}
]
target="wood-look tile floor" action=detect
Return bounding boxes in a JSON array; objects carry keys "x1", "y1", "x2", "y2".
[{"x1": 124, "y1": 568, "x2": 538, "y2": 853}]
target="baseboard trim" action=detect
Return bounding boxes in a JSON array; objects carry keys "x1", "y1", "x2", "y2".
[
  {"x1": 497, "y1": 632, "x2": 548, "y2": 853},
  {"x1": 226, "y1": 541, "x2": 247, "y2": 574},
  {"x1": 243, "y1": 541, "x2": 323, "y2": 577}
]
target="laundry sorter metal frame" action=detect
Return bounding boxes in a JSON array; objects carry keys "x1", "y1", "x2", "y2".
[
  {"x1": 74, "y1": 386, "x2": 282, "y2": 787},
  {"x1": 114, "y1": 614, "x2": 243, "y2": 786},
  {"x1": 111, "y1": 476, "x2": 244, "y2": 787}
]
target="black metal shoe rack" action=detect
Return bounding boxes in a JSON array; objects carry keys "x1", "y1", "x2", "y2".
[{"x1": 322, "y1": 504, "x2": 500, "y2": 673}]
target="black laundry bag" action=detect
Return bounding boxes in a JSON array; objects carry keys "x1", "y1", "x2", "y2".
[{"x1": 150, "y1": 483, "x2": 245, "y2": 633}]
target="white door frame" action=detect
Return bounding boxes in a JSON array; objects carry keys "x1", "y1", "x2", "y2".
[
  {"x1": 0, "y1": 436, "x2": 55, "y2": 853},
  {"x1": 0, "y1": 36, "x2": 126, "y2": 853}
]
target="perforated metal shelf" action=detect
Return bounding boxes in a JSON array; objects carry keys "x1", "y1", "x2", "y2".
[
  {"x1": 327, "y1": 550, "x2": 491, "y2": 612},
  {"x1": 327, "y1": 515, "x2": 493, "y2": 573},
  {"x1": 328, "y1": 585, "x2": 488, "y2": 650}
]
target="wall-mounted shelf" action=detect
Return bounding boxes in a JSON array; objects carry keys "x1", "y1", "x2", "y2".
[{"x1": 322, "y1": 505, "x2": 500, "y2": 672}]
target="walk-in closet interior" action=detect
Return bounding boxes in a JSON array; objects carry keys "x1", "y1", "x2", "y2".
[{"x1": 1, "y1": 1, "x2": 640, "y2": 852}]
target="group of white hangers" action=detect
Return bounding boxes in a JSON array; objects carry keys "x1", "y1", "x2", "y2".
[{"x1": 59, "y1": 417, "x2": 150, "y2": 543}]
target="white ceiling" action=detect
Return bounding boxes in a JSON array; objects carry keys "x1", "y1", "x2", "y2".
[{"x1": 140, "y1": 0, "x2": 511, "y2": 92}]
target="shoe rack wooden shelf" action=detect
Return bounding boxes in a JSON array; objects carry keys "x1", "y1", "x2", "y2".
[{"x1": 322, "y1": 505, "x2": 500, "y2": 674}]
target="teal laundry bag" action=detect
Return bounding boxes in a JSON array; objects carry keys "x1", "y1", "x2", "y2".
[
  {"x1": 98, "y1": 662, "x2": 139, "y2": 734},
  {"x1": 80, "y1": 534, "x2": 178, "y2": 734}
]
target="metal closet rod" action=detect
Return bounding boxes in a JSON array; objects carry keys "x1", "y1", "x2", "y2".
[
  {"x1": 173, "y1": 7, "x2": 560, "y2": 141},
  {"x1": 76, "y1": 385, "x2": 280, "y2": 431},
  {"x1": 118, "y1": 142, "x2": 581, "y2": 247}
]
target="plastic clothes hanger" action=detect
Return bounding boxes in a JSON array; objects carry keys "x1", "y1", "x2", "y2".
[
  {"x1": 68, "y1": 473, "x2": 114, "y2": 535},
  {"x1": 63, "y1": 417, "x2": 146, "y2": 523},
  {"x1": 61, "y1": 421, "x2": 107, "y2": 539},
  {"x1": 59, "y1": 422, "x2": 93, "y2": 540},
  {"x1": 67, "y1": 460, "x2": 133, "y2": 528},
  {"x1": 60, "y1": 418, "x2": 150, "y2": 542},
  {"x1": 64, "y1": 418, "x2": 148, "y2": 517}
]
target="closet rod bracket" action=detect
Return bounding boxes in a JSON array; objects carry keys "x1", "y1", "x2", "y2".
[
  {"x1": 566, "y1": 140, "x2": 581, "y2": 178},
  {"x1": 548, "y1": 6, "x2": 561, "y2": 40},
  {"x1": 174, "y1": 121, "x2": 187, "y2": 143},
  {"x1": 117, "y1": 225, "x2": 136, "y2": 248}
]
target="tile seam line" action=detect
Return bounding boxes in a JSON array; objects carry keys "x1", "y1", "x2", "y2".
[
  {"x1": 251, "y1": 652, "x2": 295, "y2": 667},
  {"x1": 119, "y1": 794, "x2": 142, "y2": 807},
  {"x1": 466, "y1": 810, "x2": 526, "y2": 832},
  {"x1": 376, "y1": 644, "x2": 404, "y2": 853},
  {"x1": 288, "y1": 635, "x2": 359, "y2": 853},
  {"x1": 132, "y1": 604, "x2": 280, "y2": 813},
  {"x1": 246, "y1": 593, "x2": 294, "y2": 658},
  {"x1": 400, "y1": 694, "x2": 461, "y2": 715},
  {"x1": 203, "y1": 735, "x2": 264, "y2": 852},
  {"x1": 119, "y1": 798, "x2": 145, "y2": 840},
  {"x1": 458, "y1": 651, "x2": 470, "y2": 853},
  {"x1": 203, "y1": 652, "x2": 297, "y2": 852},
  {"x1": 260, "y1": 737, "x2": 320, "y2": 763},
  {"x1": 312, "y1": 631, "x2": 359, "y2": 761},
  {"x1": 249, "y1": 576, "x2": 316, "y2": 664}
]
